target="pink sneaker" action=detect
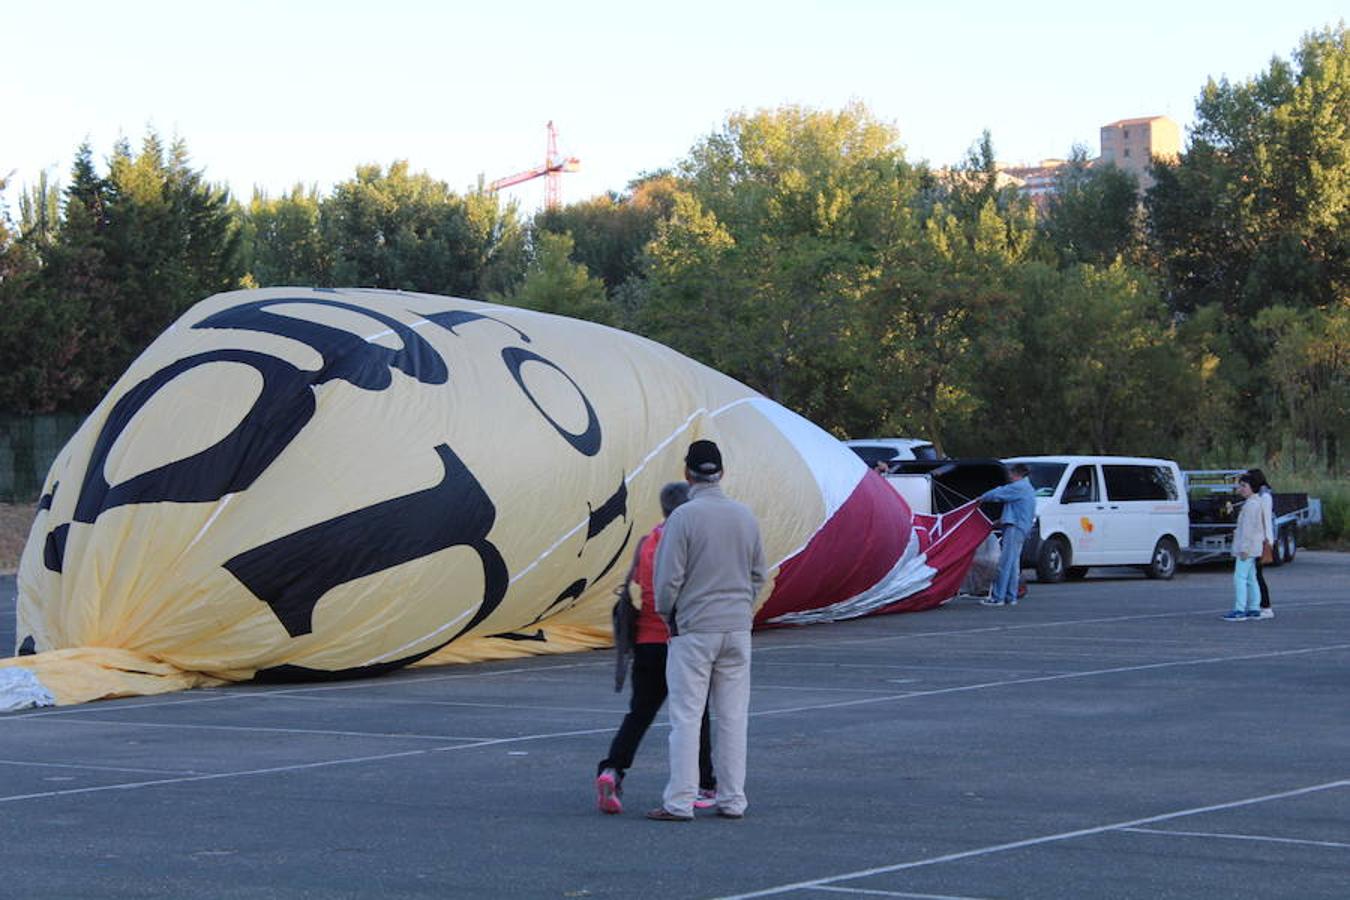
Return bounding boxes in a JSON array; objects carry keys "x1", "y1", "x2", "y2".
[
  {"x1": 694, "y1": 788, "x2": 716, "y2": 810},
  {"x1": 596, "y1": 769, "x2": 622, "y2": 815}
]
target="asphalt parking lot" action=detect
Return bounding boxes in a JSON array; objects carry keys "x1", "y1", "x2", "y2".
[{"x1": 2, "y1": 553, "x2": 1348, "y2": 899}]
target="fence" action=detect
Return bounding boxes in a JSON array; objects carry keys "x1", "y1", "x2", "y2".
[{"x1": 0, "y1": 413, "x2": 86, "y2": 503}]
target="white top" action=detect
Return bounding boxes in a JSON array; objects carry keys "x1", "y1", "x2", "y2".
[{"x1": 1259, "y1": 487, "x2": 1275, "y2": 543}]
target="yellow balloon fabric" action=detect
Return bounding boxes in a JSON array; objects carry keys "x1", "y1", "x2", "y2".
[{"x1": 12, "y1": 288, "x2": 909, "y2": 704}]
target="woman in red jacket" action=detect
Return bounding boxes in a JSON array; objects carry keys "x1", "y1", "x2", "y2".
[{"x1": 596, "y1": 482, "x2": 715, "y2": 814}]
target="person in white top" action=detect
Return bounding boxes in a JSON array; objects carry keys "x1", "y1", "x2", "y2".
[{"x1": 1247, "y1": 468, "x2": 1276, "y2": 619}]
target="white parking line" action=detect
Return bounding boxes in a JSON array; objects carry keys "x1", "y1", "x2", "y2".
[
  {"x1": 7, "y1": 642, "x2": 1346, "y2": 737},
  {"x1": 1121, "y1": 826, "x2": 1350, "y2": 850},
  {"x1": 810, "y1": 886, "x2": 989, "y2": 899},
  {"x1": 0, "y1": 723, "x2": 618, "y2": 805},
  {"x1": 752, "y1": 642, "x2": 1350, "y2": 717},
  {"x1": 0, "y1": 758, "x2": 200, "y2": 776},
  {"x1": 1, "y1": 691, "x2": 242, "y2": 721},
  {"x1": 753, "y1": 683, "x2": 912, "y2": 694},
  {"x1": 815, "y1": 600, "x2": 1348, "y2": 648},
  {"x1": 6, "y1": 600, "x2": 1343, "y2": 724},
  {"x1": 238, "y1": 693, "x2": 620, "y2": 715},
  {"x1": 717, "y1": 779, "x2": 1350, "y2": 899},
  {"x1": 31, "y1": 718, "x2": 496, "y2": 742},
  {"x1": 0, "y1": 659, "x2": 610, "y2": 722},
  {"x1": 0, "y1": 746, "x2": 441, "y2": 804}
]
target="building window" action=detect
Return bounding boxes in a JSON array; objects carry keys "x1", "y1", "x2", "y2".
[
  {"x1": 1123, "y1": 129, "x2": 1130, "y2": 139},
  {"x1": 1123, "y1": 148, "x2": 1131, "y2": 158}
]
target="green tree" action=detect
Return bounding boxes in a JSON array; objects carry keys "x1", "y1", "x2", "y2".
[
  {"x1": 868, "y1": 203, "x2": 1025, "y2": 455},
  {"x1": 0, "y1": 167, "x2": 103, "y2": 412},
  {"x1": 497, "y1": 231, "x2": 612, "y2": 324},
  {"x1": 533, "y1": 173, "x2": 677, "y2": 302},
  {"x1": 1039, "y1": 149, "x2": 1142, "y2": 268},
  {"x1": 1253, "y1": 301, "x2": 1349, "y2": 469},
  {"x1": 319, "y1": 162, "x2": 525, "y2": 298},
  {"x1": 98, "y1": 133, "x2": 244, "y2": 363},
  {"x1": 1149, "y1": 24, "x2": 1347, "y2": 317},
  {"x1": 865, "y1": 133, "x2": 1037, "y2": 454},
  {"x1": 1147, "y1": 24, "x2": 1348, "y2": 467},
  {"x1": 8, "y1": 134, "x2": 244, "y2": 410},
  {"x1": 18, "y1": 170, "x2": 61, "y2": 247},
  {"x1": 637, "y1": 191, "x2": 744, "y2": 371},
  {"x1": 640, "y1": 103, "x2": 912, "y2": 431},
  {"x1": 243, "y1": 184, "x2": 330, "y2": 287}
]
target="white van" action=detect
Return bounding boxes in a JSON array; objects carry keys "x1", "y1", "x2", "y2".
[
  {"x1": 844, "y1": 438, "x2": 939, "y2": 467},
  {"x1": 1003, "y1": 455, "x2": 1190, "y2": 582}
]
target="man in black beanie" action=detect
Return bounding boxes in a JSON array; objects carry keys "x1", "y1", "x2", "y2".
[{"x1": 646, "y1": 439, "x2": 765, "y2": 822}]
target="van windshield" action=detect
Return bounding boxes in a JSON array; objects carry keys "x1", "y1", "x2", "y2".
[{"x1": 1023, "y1": 463, "x2": 1067, "y2": 497}]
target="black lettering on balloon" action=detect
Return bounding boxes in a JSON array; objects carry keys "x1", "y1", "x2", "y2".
[
  {"x1": 194, "y1": 297, "x2": 449, "y2": 389},
  {"x1": 555, "y1": 578, "x2": 589, "y2": 604},
  {"x1": 64, "y1": 294, "x2": 460, "y2": 530},
  {"x1": 520, "y1": 577, "x2": 589, "y2": 628},
  {"x1": 581, "y1": 477, "x2": 628, "y2": 552},
  {"x1": 422, "y1": 309, "x2": 531, "y2": 344},
  {"x1": 486, "y1": 630, "x2": 547, "y2": 642},
  {"x1": 255, "y1": 650, "x2": 438, "y2": 683},
  {"x1": 37, "y1": 483, "x2": 57, "y2": 512},
  {"x1": 591, "y1": 522, "x2": 635, "y2": 584},
  {"x1": 501, "y1": 347, "x2": 601, "y2": 457},
  {"x1": 18, "y1": 636, "x2": 36, "y2": 656},
  {"x1": 224, "y1": 443, "x2": 507, "y2": 640},
  {"x1": 70, "y1": 350, "x2": 315, "y2": 524},
  {"x1": 43, "y1": 523, "x2": 69, "y2": 573}
]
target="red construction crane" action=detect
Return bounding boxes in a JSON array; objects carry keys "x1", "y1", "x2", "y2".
[{"x1": 489, "y1": 121, "x2": 581, "y2": 210}]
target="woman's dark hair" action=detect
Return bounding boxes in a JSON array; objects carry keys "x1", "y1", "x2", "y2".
[
  {"x1": 1246, "y1": 468, "x2": 1270, "y2": 492},
  {"x1": 1237, "y1": 473, "x2": 1256, "y2": 489}
]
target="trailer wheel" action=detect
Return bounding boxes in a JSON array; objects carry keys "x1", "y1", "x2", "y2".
[
  {"x1": 1268, "y1": 530, "x2": 1285, "y2": 567},
  {"x1": 1145, "y1": 536, "x2": 1179, "y2": 580},
  {"x1": 1037, "y1": 537, "x2": 1068, "y2": 583},
  {"x1": 1282, "y1": 529, "x2": 1297, "y2": 565}
]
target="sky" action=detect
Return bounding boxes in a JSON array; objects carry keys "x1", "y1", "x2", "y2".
[{"x1": 2, "y1": 1, "x2": 1344, "y2": 214}]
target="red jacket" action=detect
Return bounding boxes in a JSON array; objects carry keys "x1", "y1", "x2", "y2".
[{"x1": 634, "y1": 523, "x2": 671, "y2": 645}]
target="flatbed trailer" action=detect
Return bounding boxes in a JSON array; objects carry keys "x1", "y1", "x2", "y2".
[{"x1": 1181, "y1": 470, "x2": 1322, "y2": 566}]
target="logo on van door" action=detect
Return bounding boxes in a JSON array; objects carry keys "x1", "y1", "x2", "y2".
[{"x1": 1080, "y1": 517, "x2": 1095, "y2": 533}]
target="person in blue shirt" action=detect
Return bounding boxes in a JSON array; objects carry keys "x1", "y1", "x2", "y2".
[{"x1": 978, "y1": 463, "x2": 1037, "y2": 606}]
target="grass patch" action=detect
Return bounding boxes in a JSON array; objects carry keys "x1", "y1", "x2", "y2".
[
  {"x1": 0, "y1": 503, "x2": 37, "y2": 573},
  {"x1": 1265, "y1": 466, "x2": 1349, "y2": 550}
]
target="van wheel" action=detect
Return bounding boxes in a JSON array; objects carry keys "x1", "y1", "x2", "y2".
[
  {"x1": 1066, "y1": 566, "x2": 1089, "y2": 580},
  {"x1": 1037, "y1": 537, "x2": 1068, "y2": 583},
  {"x1": 1145, "y1": 537, "x2": 1179, "y2": 580}
]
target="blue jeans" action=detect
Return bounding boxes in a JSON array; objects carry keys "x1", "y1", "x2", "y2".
[
  {"x1": 993, "y1": 526, "x2": 1026, "y2": 603},
  {"x1": 1233, "y1": 557, "x2": 1260, "y2": 612}
]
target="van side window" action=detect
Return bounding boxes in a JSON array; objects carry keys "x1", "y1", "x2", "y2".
[
  {"x1": 1061, "y1": 465, "x2": 1099, "y2": 504},
  {"x1": 1103, "y1": 465, "x2": 1177, "y2": 501}
]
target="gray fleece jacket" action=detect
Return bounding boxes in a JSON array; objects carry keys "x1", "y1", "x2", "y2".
[{"x1": 653, "y1": 481, "x2": 766, "y2": 634}]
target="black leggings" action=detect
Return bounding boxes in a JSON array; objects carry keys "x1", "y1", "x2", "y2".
[
  {"x1": 1255, "y1": 559, "x2": 1271, "y2": 609},
  {"x1": 599, "y1": 642, "x2": 715, "y2": 789}
]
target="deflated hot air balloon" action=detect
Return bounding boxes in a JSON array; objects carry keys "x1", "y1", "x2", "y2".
[{"x1": 3, "y1": 288, "x2": 991, "y2": 705}]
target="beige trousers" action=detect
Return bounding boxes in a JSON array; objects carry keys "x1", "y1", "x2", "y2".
[{"x1": 662, "y1": 630, "x2": 751, "y2": 816}]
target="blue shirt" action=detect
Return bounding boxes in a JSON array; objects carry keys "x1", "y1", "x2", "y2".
[{"x1": 980, "y1": 478, "x2": 1037, "y2": 533}]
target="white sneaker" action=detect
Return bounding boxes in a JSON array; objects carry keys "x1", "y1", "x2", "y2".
[{"x1": 1258, "y1": 608, "x2": 1275, "y2": 619}]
